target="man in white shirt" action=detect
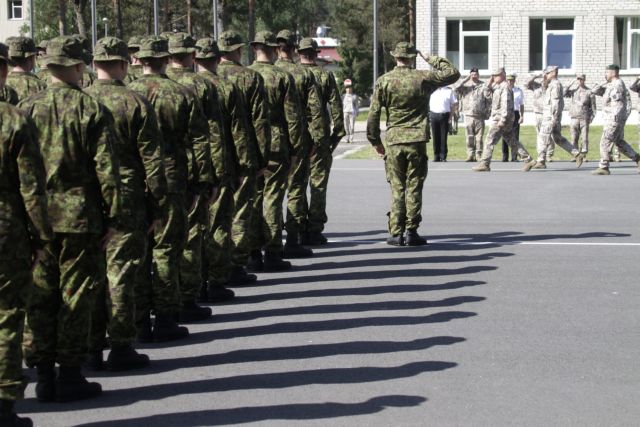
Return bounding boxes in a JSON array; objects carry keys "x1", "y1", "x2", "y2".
[
  {"x1": 503, "y1": 74, "x2": 524, "y2": 161},
  {"x1": 429, "y1": 86, "x2": 458, "y2": 161},
  {"x1": 342, "y1": 79, "x2": 360, "y2": 143}
]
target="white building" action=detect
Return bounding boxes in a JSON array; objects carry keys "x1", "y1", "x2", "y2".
[
  {"x1": 416, "y1": 0, "x2": 640, "y2": 119},
  {"x1": 0, "y1": 0, "x2": 30, "y2": 41}
]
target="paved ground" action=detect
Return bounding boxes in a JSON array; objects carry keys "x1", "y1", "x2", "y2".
[{"x1": 21, "y1": 159, "x2": 640, "y2": 427}]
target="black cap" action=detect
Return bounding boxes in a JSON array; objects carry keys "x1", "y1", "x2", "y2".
[{"x1": 470, "y1": 67, "x2": 479, "y2": 73}]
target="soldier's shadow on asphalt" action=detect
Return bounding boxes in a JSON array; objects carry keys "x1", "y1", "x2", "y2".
[{"x1": 71, "y1": 394, "x2": 428, "y2": 426}]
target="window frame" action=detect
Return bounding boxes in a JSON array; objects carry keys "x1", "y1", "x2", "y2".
[
  {"x1": 8, "y1": 0, "x2": 24, "y2": 21},
  {"x1": 529, "y1": 18, "x2": 576, "y2": 73},
  {"x1": 624, "y1": 17, "x2": 640, "y2": 72},
  {"x1": 446, "y1": 18, "x2": 491, "y2": 74}
]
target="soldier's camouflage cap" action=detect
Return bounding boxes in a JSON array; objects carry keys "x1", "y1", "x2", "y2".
[
  {"x1": 168, "y1": 32, "x2": 197, "y2": 55},
  {"x1": 297, "y1": 37, "x2": 320, "y2": 53},
  {"x1": 606, "y1": 64, "x2": 620, "y2": 71},
  {"x1": 506, "y1": 73, "x2": 516, "y2": 80},
  {"x1": 0, "y1": 43, "x2": 14, "y2": 65},
  {"x1": 218, "y1": 30, "x2": 245, "y2": 53},
  {"x1": 195, "y1": 38, "x2": 220, "y2": 59},
  {"x1": 576, "y1": 73, "x2": 586, "y2": 80},
  {"x1": 41, "y1": 36, "x2": 85, "y2": 67},
  {"x1": 72, "y1": 34, "x2": 93, "y2": 64},
  {"x1": 276, "y1": 30, "x2": 296, "y2": 47},
  {"x1": 135, "y1": 36, "x2": 171, "y2": 59},
  {"x1": 390, "y1": 42, "x2": 417, "y2": 58},
  {"x1": 93, "y1": 37, "x2": 128, "y2": 62},
  {"x1": 543, "y1": 65, "x2": 558, "y2": 74},
  {"x1": 37, "y1": 39, "x2": 49, "y2": 51},
  {"x1": 250, "y1": 31, "x2": 279, "y2": 47},
  {"x1": 159, "y1": 31, "x2": 175, "y2": 40},
  {"x1": 491, "y1": 67, "x2": 505, "y2": 76},
  {"x1": 7, "y1": 36, "x2": 37, "y2": 59},
  {"x1": 128, "y1": 36, "x2": 142, "y2": 50}
]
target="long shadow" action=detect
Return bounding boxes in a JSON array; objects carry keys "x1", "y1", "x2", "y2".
[
  {"x1": 235, "y1": 280, "x2": 486, "y2": 304},
  {"x1": 429, "y1": 230, "x2": 630, "y2": 243},
  {"x1": 23, "y1": 361, "x2": 454, "y2": 412},
  {"x1": 103, "y1": 336, "x2": 465, "y2": 378},
  {"x1": 145, "y1": 310, "x2": 477, "y2": 348},
  {"x1": 324, "y1": 229, "x2": 389, "y2": 238},
  {"x1": 209, "y1": 296, "x2": 485, "y2": 323},
  {"x1": 251, "y1": 265, "x2": 497, "y2": 288},
  {"x1": 313, "y1": 243, "x2": 504, "y2": 258},
  {"x1": 73, "y1": 395, "x2": 427, "y2": 426},
  {"x1": 304, "y1": 252, "x2": 513, "y2": 272}
]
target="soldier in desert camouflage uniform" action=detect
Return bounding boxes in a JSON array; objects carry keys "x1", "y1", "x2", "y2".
[
  {"x1": 591, "y1": 64, "x2": 640, "y2": 175},
  {"x1": 5, "y1": 37, "x2": 46, "y2": 101},
  {"x1": 367, "y1": 42, "x2": 459, "y2": 246},
  {"x1": 564, "y1": 73, "x2": 596, "y2": 156},
  {"x1": 0, "y1": 41, "x2": 52, "y2": 427},
  {"x1": 454, "y1": 67, "x2": 487, "y2": 162}
]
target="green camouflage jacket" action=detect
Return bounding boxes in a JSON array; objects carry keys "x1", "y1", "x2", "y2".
[
  {"x1": 248, "y1": 61, "x2": 303, "y2": 157},
  {"x1": 166, "y1": 66, "x2": 226, "y2": 184},
  {"x1": 7, "y1": 71, "x2": 47, "y2": 101},
  {"x1": 18, "y1": 81, "x2": 121, "y2": 234},
  {"x1": 128, "y1": 74, "x2": 215, "y2": 195},
  {"x1": 0, "y1": 85, "x2": 19, "y2": 105},
  {"x1": 367, "y1": 57, "x2": 460, "y2": 146},
  {"x1": 275, "y1": 58, "x2": 327, "y2": 151},
  {"x1": 199, "y1": 70, "x2": 258, "y2": 178},
  {"x1": 305, "y1": 64, "x2": 346, "y2": 146},
  {"x1": 85, "y1": 79, "x2": 167, "y2": 226},
  {"x1": 124, "y1": 64, "x2": 143, "y2": 84},
  {"x1": 218, "y1": 60, "x2": 270, "y2": 169},
  {"x1": 0, "y1": 101, "x2": 52, "y2": 259}
]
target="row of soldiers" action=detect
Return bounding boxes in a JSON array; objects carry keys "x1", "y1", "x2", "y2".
[
  {"x1": 0, "y1": 29, "x2": 343, "y2": 426},
  {"x1": 454, "y1": 64, "x2": 640, "y2": 174}
]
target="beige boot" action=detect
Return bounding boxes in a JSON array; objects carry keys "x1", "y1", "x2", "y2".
[
  {"x1": 523, "y1": 159, "x2": 538, "y2": 172},
  {"x1": 575, "y1": 153, "x2": 585, "y2": 168},
  {"x1": 591, "y1": 167, "x2": 611, "y2": 176},
  {"x1": 532, "y1": 160, "x2": 546, "y2": 170},
  {"x1": 472, "y1": 162, "x2": 491, "y2": 172}
]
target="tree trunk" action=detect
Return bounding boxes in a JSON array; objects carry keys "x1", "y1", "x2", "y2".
[
  {"x1": 186, "y1": 0, "x2": 192, "y2": 34},
  {"x1": 57, "y1": 0, "x2": 68, "y2": 35},
  {"x1": 72, "y1": 0, "x2": 88, "y2": 37},
  {"x1": 163, "y1": 0, "x2": 171, "y2": 32},
  {"x1": 247, "y1": 0, "x2": 255, "y2": 63},
  {"x1": 113, "y1": 0, "x2": 123, "y2": 39},
  {"x1": 408, "y1": 0, "x2": 415, "y2": 45}
]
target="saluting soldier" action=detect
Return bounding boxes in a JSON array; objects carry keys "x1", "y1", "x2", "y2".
[
  {"x1": 564, "y1": 73, "x2": 596, "y2": 156},
  {"x1": 454, "y1": 67, "x2": 487, "y2": 162}
]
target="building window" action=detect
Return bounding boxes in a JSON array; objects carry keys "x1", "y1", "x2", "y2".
[
  {"x1": 614, "y1": 17, "x2": 640, "y2": 70},
  {"x1": 529, "y1": 18, "x2": 574, "y2": 71},
  {"x1": 8, "y1": 0, "x2": 24, "y2": 20},
  {"x1": 446, "y1": 19, "x2": 490, "y2": 72}
]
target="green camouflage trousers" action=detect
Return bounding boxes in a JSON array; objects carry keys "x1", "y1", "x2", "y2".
[
  {"x1": 384, "y1": 143, "x2": 428, "y2": 237},
  {"x1": 286, "y1": 148, "x2": 311, "y2": 236},
  {"x1": 180, "y1": 192, "x2": 209, "y2": 304},
  {"x1": 263, "y1": 153, "x2": 291, "y2": 255},
  {"x1": 89, "y1": 228, "x2": 147, "y2": 350},
  {"x1": 25, "y1": 233, "x2": 104, "y2": 367},
  {"x1": 306, "y1": 143, "x2": 333, "y2": 233},
  {"x1": 203, "y1": 184, "x2": 235, "y2": 286},
  {"x1": 0, "y1": 259, "x2": 31, "y2": 400},
  {"x1": 135, "y1": 194, "x2": 186, "y2": 317},
  {"x1": 231, "y1": 174, "x2": 257, "y2": 267}
]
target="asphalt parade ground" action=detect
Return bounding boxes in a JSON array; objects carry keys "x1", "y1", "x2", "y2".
[{"x1": 20, "y1": 156, "x2": 640, "y2": 426}]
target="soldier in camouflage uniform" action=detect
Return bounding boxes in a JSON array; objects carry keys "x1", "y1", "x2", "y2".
[
  {"x1": 217, "y1": 30, "x2": 270, "y2": 285},
  {"x1": 125, "y1": 36, "x2": 143, "y2": 83},
  {"x1": 367, "y1": 42, "x2": 459, "y2": 246},
  {"x1": 5, "y1": 37, "x2": 46, "y2": 101},
  {"x1": 564, "y1": 73, "x2": 596, "y2": 155},
  {"x1": 166, "y1": 32, "x2": 221, "y2": 322},
  {"x1": 275, "y1": 30, "x2": 322, "y2": 259},
  {"x1": 591, "y1": 64, "x2": 640, "y2": 175},
  {"x1": 454, "y1": 67, "x2": 486, "y2": 162},
  {"x1": 472, "y1": 68, "x2": 537, "y2": 172},
  {"x1": 195, "y1": 38, "x2": 252, "y2": 301},
  {"x1": 0, "y1": 42, "x2": 52, "y2": 427},
  {"x1": 249, "y1": 31, "x2": 304, "y2": 271},
  {"x1": 525, "y1": 74, "x2": 555, "y2": 161},
  {"x1": 630, "y1": 77, "x2": 640, "y2": 150},
  {"x1": 129, "y1": 36, "x2": 215, "y2": 341},
  {"x1": 85, "y1": 37, "x2": 167, "y2": 371},
  {"x1": 18, "y1": 36, "x2": 120, "y2": 403},
  {"x1": 298, "y1": 37, "x2": 345, "y2": 246},
  {"x1": 70, "y1": 35, "x2": 96, "y2": 88},
  {"x1": 0, "y1": 66, "x2": 18, "y2": 105},
  {"x1": 532, "y1": 66, "x2": 585, "y2": 170}
]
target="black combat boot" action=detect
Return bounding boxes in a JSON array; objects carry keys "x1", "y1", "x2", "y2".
[
  {"x1": 263, "y1": 252, "x2": 292, "y2": 272},
  {"x1": 84, "y1": 350, "x2": 104, "y2": 371},
  {"x1": 152, "y1": 313, "x2": 189, "y2": 342},
  {"x1": 106, "y1": 343, "x2": 150, "y2": 371},
  {"x1": 207, "y1": 284, "x2": 236, "y2": 303},
  {"x1": 301, "y1": 231, "x2": 328, "y2": 246},
  {"x1": 283, "y1": 232, "x2": 313, "y2": 258},
  {"x1": 55, "y1": 366, "x2": 102, "y2": 403},
  {"x1": 197, "y1": 281, "x2": 209, "y2": 303},
  {"x1": 178, "y1": 300, "x2": 213, "y2": 323},
  {"x1": 0, "y1": 399, "x2": 33, "y2": 427},
  {"x1": 405, "y1": 230, "x2": 428, "y2": 246},
  {"x1": 228, "y1": 266, "x2": 257, "y2": 286},
  {"x1": 246, "y1": 250, "x2": 264, "y2": 272},
  {"x1": 386, "y1": 235, "x2": 405, "y2": 246},
  {"x1": 35, "y1": 362, "x2": 56, "y2": 402},
  {"x1": 136, "y1": 311, "x2": 153, "y2": 343}
]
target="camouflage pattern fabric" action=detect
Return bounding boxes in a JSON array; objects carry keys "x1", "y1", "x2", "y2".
[
  {"x1": 6, "y1": 71, "x2": 47, "y2": 101},
  {"x1": 0, "y1": 85, "x2": 18, "y2": 105},
  {"x1": 536, "y1": 79, "x2": 579, "y2": 162},
  {"x1": 455, "y1": 79, "x2": 486, "y2": 157}
]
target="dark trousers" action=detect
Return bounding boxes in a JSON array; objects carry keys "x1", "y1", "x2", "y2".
[
  {"x1": 429, "y1": 112, "x2": 450, "y2": 161},
  {"x1": 502, "y1": 111, "x2": 521, "y2": 161}
]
